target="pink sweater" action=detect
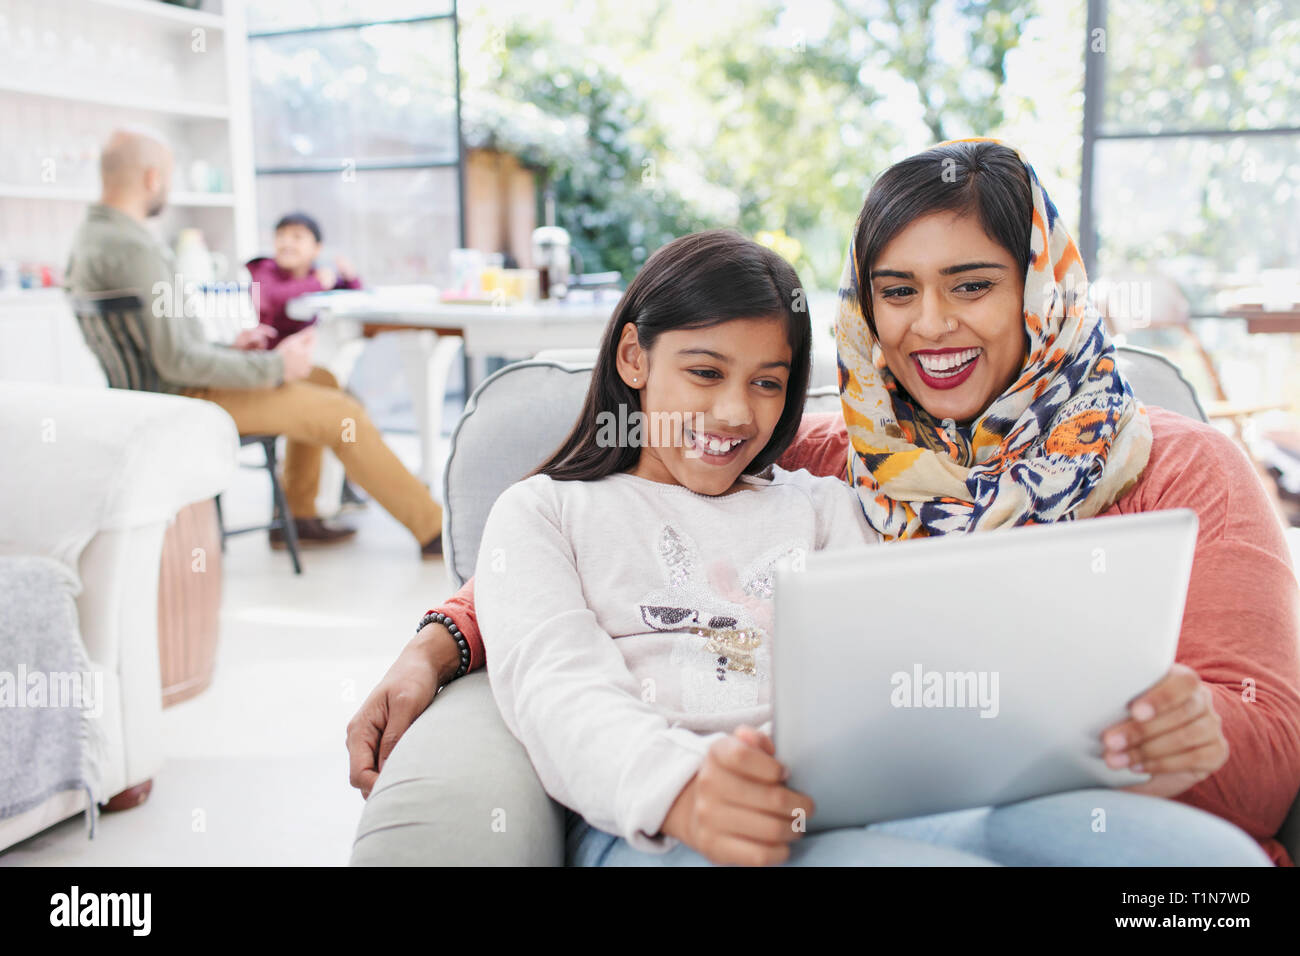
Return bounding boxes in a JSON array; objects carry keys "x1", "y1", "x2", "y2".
[{"x1": 437, "y1": 405, "x2": 1300, "y2": 864}]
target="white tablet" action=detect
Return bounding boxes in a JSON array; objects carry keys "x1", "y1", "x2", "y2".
[{"x1": 772, "y1": 508, "x2": 1198, "y2": 830}]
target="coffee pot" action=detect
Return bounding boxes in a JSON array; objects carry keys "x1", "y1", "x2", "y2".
[{"x1": 532, "y1": 225, "x2": 581, "y2": 299}]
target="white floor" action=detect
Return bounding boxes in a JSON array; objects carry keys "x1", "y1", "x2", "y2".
[{"x1": 0, "y1": 432, "x2": 455, "y2": 866}]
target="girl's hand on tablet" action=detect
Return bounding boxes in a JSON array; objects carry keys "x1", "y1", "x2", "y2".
[
  {"x1": 1100, "y1": 662, "x2": 1229, "y2": 798},
  {"x1": 661, "y1": 725, "x2": 815, "y2": 866}
]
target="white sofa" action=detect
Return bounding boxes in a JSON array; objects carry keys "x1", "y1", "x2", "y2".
[{"x1": 0, "y1": 382, "x2": 238, "y2": 851}]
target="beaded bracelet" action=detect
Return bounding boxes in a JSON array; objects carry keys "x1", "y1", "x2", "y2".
[{"x1": 417, "y1": 610, "x2": 471, "y2": 682}]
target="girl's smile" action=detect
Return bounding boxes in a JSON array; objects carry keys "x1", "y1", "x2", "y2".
[
  {"x1": 620, "y1": 316, "x2": 792, "y2": 496},
  {"x1": 683, "y1": 426, "x2": 751, "y2": 463}
]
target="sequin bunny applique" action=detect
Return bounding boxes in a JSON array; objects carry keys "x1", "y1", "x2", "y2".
[
  {"x1": 637, "y1": 524, "x2": 765, "y2": 637},
  {"x1": 637, "y1": 525, "x2": 803, "y2": 713}
]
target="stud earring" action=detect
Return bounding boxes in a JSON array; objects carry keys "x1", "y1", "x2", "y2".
[{"x1": 946, "y1": 319, "x2": 957, "y2": 332}]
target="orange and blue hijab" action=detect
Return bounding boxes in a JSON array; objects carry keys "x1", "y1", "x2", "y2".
[{"x1": 834, "y1": 139, "x2": 1153, "y2": 540}]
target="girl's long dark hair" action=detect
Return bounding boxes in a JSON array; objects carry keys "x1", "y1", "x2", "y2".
[
  {"x1": 534, "y1": 229, "x2": 812, "y2": 482},
  {"x1": 852, "y1": 140, "x2": 1033, "y2": 338}
]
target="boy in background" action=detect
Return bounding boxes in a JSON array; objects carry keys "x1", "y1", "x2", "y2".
[
  {"x1": 243, "y1": 212, "x2": 362, "y2": 349},
  {"x1": 240, "y1": 211, "x2": 370, "y2": 516}
]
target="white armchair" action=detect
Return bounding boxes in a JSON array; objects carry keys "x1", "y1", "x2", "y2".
[{"x1": 0, "y1": 383, "x2": 238, "y2": 851}]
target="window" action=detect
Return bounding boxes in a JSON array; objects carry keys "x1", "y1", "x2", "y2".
[
  {"x1": 1080, "y1": 0, "x2": 1300, "y2": 316},
  {"x1": 247, "y1": 1, "x2": 463, "y2": 284}
]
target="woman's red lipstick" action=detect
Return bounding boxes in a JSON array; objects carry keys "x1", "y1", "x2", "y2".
[{"x1": 911, "y1": 347, "x2": 981, "y2": 390}]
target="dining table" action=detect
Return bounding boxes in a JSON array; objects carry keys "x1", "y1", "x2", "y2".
[{"x1": 1222, "y1": 302, "x2": 1300, "y2": 335}]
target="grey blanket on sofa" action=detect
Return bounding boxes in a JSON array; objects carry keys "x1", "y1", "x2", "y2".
[{"x1": 0, "y1": 555, "x2": 105, "y2": 833}]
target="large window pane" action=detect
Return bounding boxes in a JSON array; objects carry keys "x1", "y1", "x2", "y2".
[
  {"x1": 255, "y1": 167, "x2": 461, "y2": 284},
  {"x1": 246, "y1": 0, "x2": 453, "y2": 34},
  {"x1": 1092, "y1": 134, "x2": 1300, "y2": 313},
  {"x1": 1100, "y1": 0, "x2": 1300, "y2": 134},
  {"x1": 250, "y1": 20, "x2": 458, "y2": 168}
]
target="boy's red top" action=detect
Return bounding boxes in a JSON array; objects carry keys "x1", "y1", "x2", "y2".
[{"x1": 245, "y1": 256, "x2": 362, "y2": 348}]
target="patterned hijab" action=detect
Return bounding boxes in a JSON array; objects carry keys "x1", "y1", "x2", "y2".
[{"x1": 835, "y1": 139, "x2": 1152, "y2": 540}]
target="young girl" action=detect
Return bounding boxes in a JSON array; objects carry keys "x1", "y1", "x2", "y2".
[{"x1": 474, "y1": 230, "x2": 898, "y2": 867}]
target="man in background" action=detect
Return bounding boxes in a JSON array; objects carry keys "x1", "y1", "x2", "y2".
[{"x1": 64, "y1": 127, "x2": 444, "y2": 558}]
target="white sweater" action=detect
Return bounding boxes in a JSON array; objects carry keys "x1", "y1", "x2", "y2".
[{"x1": 475, "y1": 465, "x2": 879, "y2": 852}]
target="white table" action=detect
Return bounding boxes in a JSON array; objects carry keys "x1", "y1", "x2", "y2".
[
  {"x1": 286, "y1": 287, "x2": 617, "y2": 357},
  {"x1": 286, "y1": 287, "x2": 618, "y2": 486}
]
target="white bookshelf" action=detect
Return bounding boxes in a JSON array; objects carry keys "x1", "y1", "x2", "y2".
[
  {"x1": 0, "y1": 0, "x2": 257, "y2": 285},
  {"x1": 0, "y1": 78, "x2": 232, "y2": 119}
]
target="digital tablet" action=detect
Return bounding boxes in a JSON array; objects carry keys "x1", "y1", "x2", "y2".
[{"x1": 772, "y1": 508, "x2": 1198, "y2": 830}]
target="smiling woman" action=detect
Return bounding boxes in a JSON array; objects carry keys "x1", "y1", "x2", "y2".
[
  {"x1": 838, "y1": 139, "x2": 1152, "y2": 540},
  {"x1": 856, "y1": 142, "x2": 1032, "y2": 429},
  {"x1": 868, "y1": 216, "x2": 1024, "y2": 424},
  {"x1": 811, "y1": 138, "x2": 1300, "y2": 865}
]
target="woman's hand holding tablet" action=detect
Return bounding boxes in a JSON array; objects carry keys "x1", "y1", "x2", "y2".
[{"x1": 1104, "y1": 662, "x2": 1229, "y2": 798}]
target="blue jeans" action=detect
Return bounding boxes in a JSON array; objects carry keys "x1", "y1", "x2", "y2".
[{"x1": 566, "y1": 790, "x2": 1273, "y2": 866}]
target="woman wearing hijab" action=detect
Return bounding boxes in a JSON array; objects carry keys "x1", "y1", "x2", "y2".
[{"x1": 348, "y1": 140, "x2": 1300, "y2": 866}]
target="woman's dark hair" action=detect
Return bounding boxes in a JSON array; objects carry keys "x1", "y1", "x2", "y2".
[
  {"x1": 534, "y1": 229, "x2": 812, "y2": 482},
  {"x1": 852, "y1": 141, "x2": 1032, "y2": 335},
  {"x1": 275, "y1": 211, "x2": 322, "y2": 243}
]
